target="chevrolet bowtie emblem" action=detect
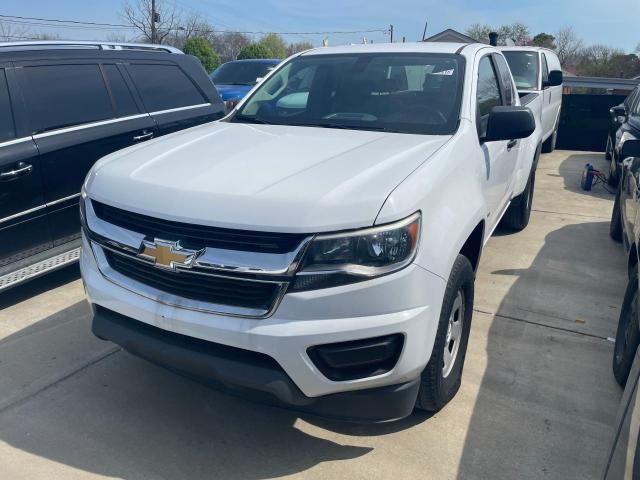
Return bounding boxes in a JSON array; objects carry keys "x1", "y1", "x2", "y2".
[{"x1": 139, "y1": 239, "x2": 199, "y2": 270}]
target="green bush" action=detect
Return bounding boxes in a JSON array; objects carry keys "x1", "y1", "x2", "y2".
[
  {"x1": 183, "y1": 37, "x2": 220, "y2": 72},
  {"x1": 237, "y1": 43, "x2": 273, "y2": 60}
]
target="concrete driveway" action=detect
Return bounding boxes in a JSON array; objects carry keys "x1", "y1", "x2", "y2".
[{"x1": 0, "y1": 150, "x2": 627, "y2": 479}]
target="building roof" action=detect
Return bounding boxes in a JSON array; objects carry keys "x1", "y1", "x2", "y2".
[{"x1": 423, "y1": 29, "x2": 477, "y2": 44}]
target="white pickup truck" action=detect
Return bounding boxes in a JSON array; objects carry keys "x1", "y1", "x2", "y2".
[
  {"x1": 501, "y1": 47, "x2": 563, "y2": 154},
  {"x1": 80, "y1": 42, "x2": 535, "y2": 422}
]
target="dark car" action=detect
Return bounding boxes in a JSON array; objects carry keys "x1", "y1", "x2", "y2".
[
  {"x1": 610, "y1": 139, "x2": 640, "y2": 386},
  {"x1": 603, "y1": 344, "x2": 640, "y2": 479},
  {"x1": 607, "y1": 85, "x2": 640, "y2": 186},
  {"x1": 0, "y1": 41, "x2": 224, "y2": 292},
  {"x1": 210, "y1": 59, "x2": 281, "y2": 104}
]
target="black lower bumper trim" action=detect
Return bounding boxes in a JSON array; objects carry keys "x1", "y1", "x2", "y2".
[{"x1": 92, "y1": 306, "x2": 420, "y2": 422}]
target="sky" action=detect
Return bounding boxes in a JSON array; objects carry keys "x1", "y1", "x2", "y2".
[{"x1": 2, "y1": 0, "x2": 639, "y2": 52}]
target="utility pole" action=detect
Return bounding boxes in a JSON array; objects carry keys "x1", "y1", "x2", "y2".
[
  {"x1": 389, "y1": 24, "x2": 394, "y2": 43},
  {"x1": 151, "y1": 0, "x2": 158, "y2": 44}
]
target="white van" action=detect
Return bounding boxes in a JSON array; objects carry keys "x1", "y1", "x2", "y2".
[{"x1": 501, "y1": 47, "x2": 563, "y2": 153}]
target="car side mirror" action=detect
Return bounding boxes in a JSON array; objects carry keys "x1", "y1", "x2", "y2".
[
  {"x1": 621, "y1": 139, "x2": 640, "y2": 158},
  {"x1": 482, "y1": 106, "x2": 536, "y2": 143},
  {"x1": 543, "y1": 70, "x2": 563, "y2": 88},
  {"x1": 611, "y1": 105, "x2": 626, "y2": 117}
]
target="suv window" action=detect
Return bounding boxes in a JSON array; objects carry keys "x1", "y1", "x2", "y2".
[
  {"x1": 102, "y1": 64, "x2": 139, "y2": 117},
  {"x1": 624, "y1": 88, "x2": 638, "y2": 111},
  {"x1": 0, "y1": 70, "x2": 15, "y2": 142},
  {"x1": 128, "y1": 64, "x2": 204, "y2": 112},
  {"x1": 21, "y1": 64, "x2": 114, "y2": 134},
  {"x1": 477, "y1": 56, "x2": 502, "y2": 137},
  {"x1": 493, "y1": 55, "x2": 515, "y2": 106}
]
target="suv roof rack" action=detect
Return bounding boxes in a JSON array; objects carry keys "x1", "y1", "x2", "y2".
[{"x1": 0, "y1": 40, "x2": 183, "y2": 54}]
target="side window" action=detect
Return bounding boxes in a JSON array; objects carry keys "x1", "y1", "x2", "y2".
[
  {"x1": 21, "y1": 64, "x2": 114, "y2": 133},
  {"x1": 493, "y1": 55, "x2": 516, "y2": 106},
  {"x1": 0, "y1": 69, "x2": 16, "y2": 142},
  {"x1": 127, "y1": 64, "x2": 205, "y2": 112},
  {"x1": 623, "y1": 89, "x2": 637, "y2": 111},
  {"x1": 476, "y1": 56, "x2": 502, "y2": 137},
  {"x1": 541, "y1": 54, "x2": 550, "y2": 84},
  {"x1": 102, "y1": 64, "x2": 139, "y2": 117}
]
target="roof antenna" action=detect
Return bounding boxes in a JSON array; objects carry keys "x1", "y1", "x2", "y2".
[
  {"x1": 489, "y1": 31, "x2": 498, "y2": 46},
  {"x1": 422, "y1": 21, "x2": 428, "y2": 41}
]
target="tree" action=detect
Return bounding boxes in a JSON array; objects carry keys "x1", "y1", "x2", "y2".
[
  {"x1": 183, "y1": 37, "x2": 220, "y2": 72},
  {"x1": 237, "y1": 43, "x2": 273, "y2": 60},
  {"x1": 165, "y1": 14, "x2": 215, "y2": 49},
  {"x1": 555, "y1": 27, "x2": 584, "y2": 67},
  {"x1": 465, "y1": 22, "x2": 529, "y2": 46},
  {"x1": 258, "y1": 33, "x2": 287, "y2": 58},
  {"x1": 211, "y1": 32, "x2": 251, "y2": 62},
  {"x1": 532, "y1": 32, "x2": 556, "y2": 49},
  {"x1": 576, "y1": 45, "x2": 639, "y2": 78},
  {"x1": 122, "y1": 0, "x2": 178, "y2": 44},
  {"x1": 286, "y1": 41, "x2": 314, "y2": 56},
  {"x1": 465, "y1": 24, "x2": 492, "y2": 44},
  {"x1": 0, "y1": 20, "x2": 28, "y2": 41}
]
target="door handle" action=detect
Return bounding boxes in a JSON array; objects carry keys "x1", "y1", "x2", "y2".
[
  {"x1": 0, "y1": 162, "x2": 32, "y2": 181},
  {"x1": 507, "y1": 139, "x2": 518, "y2": 150},
  {"x1": 133, "y1": 132, "x2": 154, "y2": 142}
]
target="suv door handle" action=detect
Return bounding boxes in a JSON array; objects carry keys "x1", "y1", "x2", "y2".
[
  {"x1": 0, "y1": 162, "x2": 32, "y2": 181},
  {"x1": 507, "y1": 139, "x2": 518, "y2": 150},
  {"x1": 133, "y1": 132, "x2": 154, "y2": 142}
]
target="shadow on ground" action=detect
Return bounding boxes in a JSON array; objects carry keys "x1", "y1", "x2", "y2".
[
  {"x1": 0, "y1": 264, "x2": 80, "y2": 310},
  {"x1": 456, "y1": 220, "x2": 625, "y2": 479},
  {"x1": 556, "y1": 151, "x2": 615, "y2": 197},
  {"x1": 0, "y1": 298, "x2": 373, "y2": 479}
]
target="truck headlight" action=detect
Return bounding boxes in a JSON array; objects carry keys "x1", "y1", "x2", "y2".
[{"x1": 291, "y1": 212, "x2": 421, "y2": 291}]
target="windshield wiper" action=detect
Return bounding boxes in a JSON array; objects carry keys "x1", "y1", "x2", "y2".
[
  {"x1": 295, "y1": 122, "x2": 387, "y2": 132},
  {"x1": 232, "y1": 115, "x2": 275, "y2": 125}
]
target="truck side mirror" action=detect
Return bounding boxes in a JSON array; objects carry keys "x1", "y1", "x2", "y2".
[
  {"x1": 482, "y1": 106, "x2": 536, "y2": 143},
  {"x1": 611, "y1": 105, "x2": 627, "y2": 124},
  {"x1": 621, "y1": 139, "x2": 640, "y2": 159},
  {"x1": 543, "y1": 70, "x2": 563, "y2": 88}
]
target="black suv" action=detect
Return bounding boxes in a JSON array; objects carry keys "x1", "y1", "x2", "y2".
[
  {"x1": 0, "y1": 41, "x2": 224, "y2": 292},
  {"x1": 607, "y1": 85, "x2": 640, "y2": 185}
]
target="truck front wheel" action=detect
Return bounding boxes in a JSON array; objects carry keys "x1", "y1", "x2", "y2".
[
  {"x1": 501, "y1": 170, "x2": 535, "y2": 231},
  {"x1": 415, "y1": 254, "x2": 474, "y2": 412}
]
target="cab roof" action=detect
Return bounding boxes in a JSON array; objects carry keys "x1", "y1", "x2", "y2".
[{"x1": 299, "y1": 42, "x2": 492, "y2": 57}]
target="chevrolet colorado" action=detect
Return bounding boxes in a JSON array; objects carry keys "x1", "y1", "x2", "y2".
[{"x1": 80, "y1": 42, "x2": 535, "y2": 422}]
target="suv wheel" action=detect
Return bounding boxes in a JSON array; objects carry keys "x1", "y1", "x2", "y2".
[
  {"x1": 606, "y1": 135, "x2": 613, "y2": 160},
  {"x1": 416, "y1": 254, "x2": 474, "y2": 412},
  {"x1": 613, "y1": 269, "x2": 640, "y2": 387},
  {"x1": 609, "y1": 154, "x2": 620, "y2": 186},
  {"x1": 501, "y1": 170, "x2": 535, "y2": 231},
  {"x1": 610, "y1": 185, "x2": 623, "y2": 242}
]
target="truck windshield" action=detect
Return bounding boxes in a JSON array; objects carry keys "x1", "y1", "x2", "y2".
[
  {"x1": 233, "y1": 53, "x2": 465, "y2": 135},
  {"x1": 211, "y1": 61, "x2": 279, "y2": 86},
  {"x1": 503, "y1": 51, "x2": 539, "y2": 90}
]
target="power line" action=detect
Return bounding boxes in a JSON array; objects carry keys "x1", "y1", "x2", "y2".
[
  {"x1": 0, "y1": 13, "x2": 389, "y2": 36},
  {"x1": 0, "y1": 14, "x2": 132, "y2": 28}
]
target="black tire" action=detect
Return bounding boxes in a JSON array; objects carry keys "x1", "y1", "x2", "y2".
[
  {"x1": 416, "y1": 254, "x2": 474, "y2": 412},
  {"x1": 613, "y1": 270, "x2": 640, "y2": 387},
  {"x1": 609, "y1": 154, "x2": 620, "y2": 187},
  {"x1": 501, "y1": 170, "x2": 535, "y2": 231},
  {"x1": 605, "y1": 135, "x2": 613, "y2": 161},
  {"x1": 542, "y1": 128, "x2": 557, "y2": 153},
  {"x1": 610, "y1": 185, "x2": 623, "y2": 242}
]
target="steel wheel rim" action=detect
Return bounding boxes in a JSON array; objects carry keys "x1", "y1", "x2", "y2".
[{"x1": 443, "y1": 289, "x2": 464, "y2": 378}]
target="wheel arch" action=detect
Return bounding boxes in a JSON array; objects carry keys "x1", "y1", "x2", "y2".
[{"x1": 459, "y1": 220, "x2": 485, "y2": 271}]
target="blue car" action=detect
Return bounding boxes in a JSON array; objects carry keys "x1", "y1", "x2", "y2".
[{"x1": 210, "y1": 59, "x2": 281, "y2": 103}]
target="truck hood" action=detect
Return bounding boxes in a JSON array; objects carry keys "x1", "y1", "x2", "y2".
[{"x1": 87, "y1": 122, "x2": 449, "y2": 233}]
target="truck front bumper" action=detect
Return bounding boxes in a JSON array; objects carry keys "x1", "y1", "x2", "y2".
[
  {"x1": 82, "y1": 234, "x2": 447, "y2": 422},
  {"x1": 92, "y1": 305, "x2": 420, "y2": 422}
]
